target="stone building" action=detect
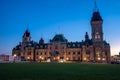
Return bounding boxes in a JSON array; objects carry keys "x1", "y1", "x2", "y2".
[
  {"x1": 12, "y1": 5, "x2": 111, "y2": 63},
  {"x1": 0, "y1": 54, "x2": 9, "y2": 61}
]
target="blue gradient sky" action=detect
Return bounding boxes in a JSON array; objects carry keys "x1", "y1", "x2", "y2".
[{"x1": 0, "y1": 0, "x2": 120, "y2": 55}]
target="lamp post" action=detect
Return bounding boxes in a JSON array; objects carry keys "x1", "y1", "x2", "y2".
[
  {"x1": 66, "y1": 57, "x2": 69, "y2": 61},
  {"x1": 13, "y1": 54, "x2": 16, "y2": 63},
  {"x1": 39, "y1": 56, "x2": 41, "y2": 62}
]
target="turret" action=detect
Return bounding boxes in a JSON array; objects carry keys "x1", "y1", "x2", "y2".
[
  {"x1": 85, "y1": 32, "x2": 89, "y2": 41},
  {"x1": 22, "y1": 29, "x2": 31, "y2": 42},
  {"x1": 39, "y1": 38, "x2": 44, "y2": 44}
]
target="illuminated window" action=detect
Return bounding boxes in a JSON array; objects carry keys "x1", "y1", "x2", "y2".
[
  {"x1": 95, "y1": 35, "x2": 97, "y2": 39},
  {"x1": 73, "y1": 44, "x2": 75, "y2": 47},
  {"x1": 98, "y1": 35, "x2": 100, "y2": 39},
  {"x1": 95, "y1": 32, "x2": 100, "y2": 39},
  {"x1": 96, "y1": 51, "x2": 100, "y2": 57}
]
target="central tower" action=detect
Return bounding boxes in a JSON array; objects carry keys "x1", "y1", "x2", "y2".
[
  {"x1": 90, "y1": 0, "x2": 109, "y2": 62},
  {"x1": 91, "y1": 1, "x2": 103, "y2": 45}
]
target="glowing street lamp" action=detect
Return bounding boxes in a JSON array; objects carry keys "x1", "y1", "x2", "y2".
[
  {"x1": 39, "y1": 56, "x2": 44, "y2": 62},
  {"x1": 66, "y1": 57, "x2": 69, "y2": 61},
  {"x1": 39, "y1": 56, "x2": 42, "y2": 62},
  {"x1": 13, "y1": 54, "x2": 16, "y2": 63},
  {"x1": 13, "y1": 54, "x2": 16, "y2": 58},
  {"x1": 102, "y1": 58, "x2": 105, "y2": 61},
  {"x1": 83, "y1": 57, "x2": 87, "y2": 61},
  {"x1": 57, "y1": 56, "x2": 60, "y2": 60},
  {"x1": 39, "y1": 56, "x2": 41, "y2": 59},
  {"x1": 53, "y1": 57, "x2": 55, "y2": 60},
  {"x1": 27, "y1": 56, "x2": 30, "y2": 60},
  {"x1": 41, "y1": 57, "x2": 44, "y2": 60}
]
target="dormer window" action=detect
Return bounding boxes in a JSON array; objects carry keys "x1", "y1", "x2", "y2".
[
  {"x1": 73, "y1": 44, "x2": 75, "y2": 47},
  {"x1": 68, "y1": 44, "x2": 70, "y2": 48},
  {"x1": 40, "y1": 45, "x2": 43, "y2": 48},
  {"x1": 37, "y1": 46, "x2": 39, "y2": 48},
  {"x1": 45, "y1": 45, "x2": 47, "y2": 48},
  {"x1": 78, "y1": 44, "x2": 80, "y2": 47}
]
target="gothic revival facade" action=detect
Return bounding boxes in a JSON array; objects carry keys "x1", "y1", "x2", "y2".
[{"x1": 12, "y1": 9, "x2": 111, "y2": 63}]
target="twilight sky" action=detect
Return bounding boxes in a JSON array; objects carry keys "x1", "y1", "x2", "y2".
[{"x1": 0, "y1": 0, "x2": 120, "y2": 55}]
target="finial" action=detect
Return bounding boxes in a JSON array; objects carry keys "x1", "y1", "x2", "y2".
[
  {"x1": 41, "y1": 33, "x2": 43, "y2": 38},
  {"x1": 56, "y1": 26, "x2": 62, "y2": 34},
  {"x1": 94, "y1": 0, "x2": 98, "y2": 12},
  {"x1": 85, "y1": 32, "x2": 89, "y2": 40},
  {"x1": 58, "y1": 26, "x2": 61, "y2": 34},
  {"x1": 27, "y1": 24, "x2": 29, "y2": 30}
]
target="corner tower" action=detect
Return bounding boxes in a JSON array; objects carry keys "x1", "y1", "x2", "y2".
[{"x1": 22, "y1": 29, "x2": 31, "y2": 42}]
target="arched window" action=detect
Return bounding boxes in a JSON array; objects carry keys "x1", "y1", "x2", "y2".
[
  {"x1": 86, "y1": 50, "x2": 90, "y2": 55},
  {"x1": 68, "y1": 52, "x2": 70, "y2": 55},
  {"x1": 73, "y1": 52, "x2": 75, "y2": 55},
  {"x1": 95, "y1": 32, "x2": 100, "y2": 39},
  {"x1": 96, "y1": 48, "x2": 101, "y2": 57},
  {"x1": 78, "y1": 52, "x2": 80, "y2": 55}
]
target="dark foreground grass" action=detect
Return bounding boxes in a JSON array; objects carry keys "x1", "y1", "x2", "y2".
[{"x1": 0, "y1": 63, "x2": 120, "y2": 80}]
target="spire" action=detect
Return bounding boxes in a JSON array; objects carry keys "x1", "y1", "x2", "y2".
[
  {"x1": 57, "y1": 26, "x2": 61, "y2": 34},
  {"x1": 85, "y1": 32, "x2": 89, "y2": 40},
  {"x1": 91, "y1": 0, "x2": 103, "y2": 22},
  {"x1": 94, "y1": 0, "x2": 98, "y2": 12},
  {"x1": 25, "y1": 28, "x2": 30, "y2": 37},
  {"x1": 39, "y1": 33, "x2": 44, "y2": 44},
  {"x1": 26, "y1": 24, "x2": 29, "y2": 33},
  {"x1": 22, "y1": 29, "x2": 31, "y2": 42},
  {"x1": 39, "y1": 38, "x2": 44, "y2": 44}
]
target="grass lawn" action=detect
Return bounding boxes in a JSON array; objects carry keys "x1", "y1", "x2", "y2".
[{"x1": 0, "y1": 63, "x2": 120, "y2": 80}]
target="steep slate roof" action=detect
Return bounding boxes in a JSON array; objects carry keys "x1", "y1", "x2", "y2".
[
  {"x1": 13, "y1": 41, "x2": 37, "y2": 50},
  {"x1": 91, "y1": 11, "x2": 103, "y2": 22},
  {"x1": 104, "y1": 41, "x2": 110, "y2": 48},
  {"x1": 13, "y1": 44, "x2": 21, "y2": 50},
  {"x1": 84, "y1": 39, "x2": 93, "y2": 45},
  {"x1": 25, "y1": 41, "x2": 37, "y2": 47},
  {"x1": 50, "y1": 34, "x2": 68, "y2": 43},
  {"x1": 23, "y1": 29, "x2": 30, "y2": 37}
]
